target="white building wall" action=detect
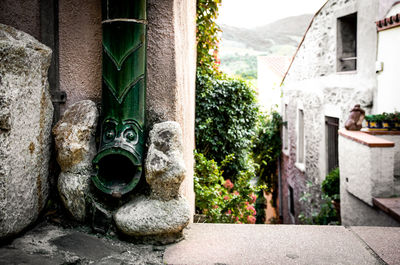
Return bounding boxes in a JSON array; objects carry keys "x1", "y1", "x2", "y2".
[
  {"x1": 376, "y1": 26, "x2": 400, "y2": 113},
  {"x1": 281, "y1": 0, "x2": 398, "y2": 222},
  {"x1": 257, "y1": 57, "x2": 283, "y2": 112}
]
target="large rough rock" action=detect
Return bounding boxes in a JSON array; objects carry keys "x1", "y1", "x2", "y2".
[
  {"x1": 145, "y1": 121, "x2": 186, "y2": 200},
  {"x1": 114, "y1": 196, "x2": 190, "y2": 241},
  {"x1": 53, "y1": 100, "x2": 98, "y2": 174},
  {"x1": 57, "y1": 172, "x2": 91, "y2": 222},
  {"x1": 53, "y1": 100, "x2": 98, "y2": 221},
  {"x1": 0, "y1": 24, "x2": 53, "y2": 238}
]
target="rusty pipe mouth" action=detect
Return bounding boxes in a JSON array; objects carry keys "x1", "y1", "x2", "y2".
[{"x1": 92, "y1": 151, "x2": 142, "y2": 196}]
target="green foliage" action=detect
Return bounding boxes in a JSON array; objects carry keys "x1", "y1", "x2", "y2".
[
  {"x1": 299, "y1": 168, "x2": 341, "y2": 225},
  {"x1": 196, "y1": 0, "x2": 221, "y2": 75},
  {"x1": 252, "y1": 112, "x2": 283, "y2": 190},
  {"x1": 195, "y1": 72, "x2": 259, "y2": 179},
  {"x1": 255, "y1": 190, "x2": 266, "y2": 223},
  {"x1": 299, "y1": 193, "x2": 339, "y2": 225},
  {"x1": 322, "y1": 168, "x2": 340, "y2": 200},
  {"x1": 220, "y1": 54, "x2": 258, "y2": 81},
  {"x1": 194, "y1": 0, "x2": 282, "y2": 224},
  {"x1": 366, "y1": 112, "x2": 400, "y2": 122},
  {"x1": 194, "y1": 152, "x2": 264, "y2": 223}
]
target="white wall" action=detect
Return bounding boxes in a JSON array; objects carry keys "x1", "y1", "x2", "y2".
[
  {"x1": 257, "y1": 57, "x2": 283, "y2": 112},
  {"x1": 376, "y1": 26, "x2": 400, "y2": 113}
]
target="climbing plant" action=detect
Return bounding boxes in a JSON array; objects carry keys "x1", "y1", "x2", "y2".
[
  {"x1": 252, "y1": 111, "x2": 283, "y2": 190},
  {"x1": 194, "y1": 0, "x2": 283, "y2": 224},
  {"x1": 196, "y1": 0, "x2": 221, "y2": 75},
  {"x1": 195, "y1": 73, "x2": 259, "y2": 179}
]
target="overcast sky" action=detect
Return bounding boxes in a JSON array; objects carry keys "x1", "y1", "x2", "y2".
[{"x1": 217, "y1": 0, "x2": 327, "y2": 28}]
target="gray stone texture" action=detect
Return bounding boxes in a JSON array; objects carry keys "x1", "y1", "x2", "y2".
[
  {"x1": 114, "y1": 195, "x2": 190, "y2": 237},
  {"x1": 0, "y1": 24, "x2": 53, "y2": 238},
  {"x1": 53, "y1": 100, "x2": 98, "y2": 174},
  {"x1": 57, "y1": 172, "x2": 90, "y2": 222},
  {"x1": 53, "y1": 100, "x2": 98, "y2": 221},
  {"x1": 0, "y1": 223, "x2": 164, "y2": 265},
  {"x1": 146, "y1": 121, "x2": 186, "y2": 200}
]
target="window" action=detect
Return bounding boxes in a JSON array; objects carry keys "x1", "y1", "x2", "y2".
[
  {"x1": 288, "y1": 185, "x2": 295, "y2": 216},
  {"x1": 297, "y1": 109, "x2": 304, "y2": 164},
  {"x1": 283, "y1": 104, "x2": 288, "y2": 151},
  {"x1": 337, "y1": 13, "x2": 357, "y2": 72},
  {"x1": 325, "y1": 116, "x2": 339, "y2": 173}
]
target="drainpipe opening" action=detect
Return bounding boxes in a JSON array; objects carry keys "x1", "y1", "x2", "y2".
[{"x1": 92, "y1": 152, "x2": 142, "y2": 198}]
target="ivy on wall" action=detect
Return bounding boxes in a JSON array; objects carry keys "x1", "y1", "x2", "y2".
[{"x1": 196, "y1": 0, "x2": 221, "y2": 75}]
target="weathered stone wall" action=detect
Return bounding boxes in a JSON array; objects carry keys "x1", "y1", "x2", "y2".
[
  {"x1": 281, "y1": 0, "x2": 398, "y2": 223},
  {"x1": 0, "y1": 24, "x2": 53, "y2": 238}
]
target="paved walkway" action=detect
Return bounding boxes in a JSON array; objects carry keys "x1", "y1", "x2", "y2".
[
  {"x1": 1, "y1": 222, "x2": 399, "y2": 265},
  {"x1": 165, "y1": 224, "x2": 400, "y2": 265}
]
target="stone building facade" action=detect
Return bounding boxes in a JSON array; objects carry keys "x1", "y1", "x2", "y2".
[{"x1": 280, "y1": 0, "x2": 399, "y2": 224}]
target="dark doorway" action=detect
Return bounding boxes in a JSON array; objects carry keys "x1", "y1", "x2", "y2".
[{"x1": 325, "y1": 116, "x2": 339, "y2": 173}]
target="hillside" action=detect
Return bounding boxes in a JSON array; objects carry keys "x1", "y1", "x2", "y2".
[
  {"x1": 219, "y1": 14, "x2": 313, "y2": 79},
  {"x1": 220, "y1": 14, "x2": 313, "y2": 54}
]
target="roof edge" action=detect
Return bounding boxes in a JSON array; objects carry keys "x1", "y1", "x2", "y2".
[
  {"x1": 280, "y1": 0, "x2": 329, "y2": 86},
  {"x1": 376, "y1": 13, "x2": 400, "y2": 31}
]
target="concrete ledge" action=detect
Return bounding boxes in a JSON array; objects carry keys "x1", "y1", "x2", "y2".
[
  {"x1": 339, "y1": 129, "x2": 394, "y2": 147},
  {"x1": 373, "y1": 197, "x2": 400, "y2": 223}
]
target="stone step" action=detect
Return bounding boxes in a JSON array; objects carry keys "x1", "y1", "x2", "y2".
[{"x1": 373, "y1": 197, "x2": 400, "y2": 222}]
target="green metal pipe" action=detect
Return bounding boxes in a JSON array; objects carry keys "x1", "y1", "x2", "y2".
[{"x1": 92, "y1": 0, "x2": 147, "y2": 197}]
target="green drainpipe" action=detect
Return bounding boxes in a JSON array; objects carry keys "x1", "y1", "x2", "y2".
[{"x1": 92, "y1": 0, "x2": 147, "y2": 197}]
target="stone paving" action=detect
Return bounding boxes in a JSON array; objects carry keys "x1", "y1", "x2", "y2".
[
  {"x1": 165, "y1": 224, "x2": 400, "y2": 265},
  {"x1": 1, "y1": 222, "x2": 400, "y2": 265},
  {"x1": 0, "y1": 222, "x2": 164, "y2": 265}
]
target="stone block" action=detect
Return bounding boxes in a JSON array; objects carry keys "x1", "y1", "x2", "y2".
[
  {"x1": 0, "y1": 24, "x2": 53, "y2": 238},
  {"x1": 58, "y1": 172, "x2": 90, "y2": 222},
  {"x1": 145, "y1": 121, "x2": 186, "y2": 200},
  {"x1": 114, "y1": 195, "x2": 190, "y2": 241},
  {"x1": 53, "y1": 100, "x2": 98, "y2": 174},
  {"x1": 53, "y1": 100, "x2": 98, "y2": 222}
]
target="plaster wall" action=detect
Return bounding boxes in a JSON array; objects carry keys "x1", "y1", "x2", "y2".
[
  {"x1": 281, "y1": 0, "x2": 394, "y2": 223},
  {"x1": 173, "y1": 0, "x2": 196, "y2": 215},
  {"x1": 378, "y1": 135, "x2": 400, "y2": 177},
  {"x1": 340, "y1": 189, "x2": 400, "y2": 226},
  {"x1": 58, "y1": 0, "x2": 196, "y2": 216},
  {"x1": 59, "y1": 0, "x2": 103, "y2": 110},
  {"x1": 376, "y1": 26, "x2": 400, "y2": 113},
  {"x1": 339, "y1": 135, "x2": 394, "y2": 206},
  {"x1": 339, "y1": 134, "x2": 399, "y2": 226},
  {"x1": 0, "y1": 0, "x2": 41, "y2": 41}
]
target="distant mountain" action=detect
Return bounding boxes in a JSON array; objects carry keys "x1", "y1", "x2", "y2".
[
  {"x1": 219, "y1": 14, "x2": 314, "y2": 80},
  {"x1": 220, "y1": 14, "x2": 313, "y2": 53}
]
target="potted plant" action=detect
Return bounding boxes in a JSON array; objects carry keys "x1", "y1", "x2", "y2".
[
  {"x1": 381, "y1": 112, "x2": 392, "y2": 130},
  {"x1": 394, "y1": 112, "x2": 400, "y2": 130},
  {"x1": 365, "y1": 114, "x2": 382, "y2": 129}
]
